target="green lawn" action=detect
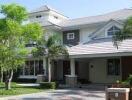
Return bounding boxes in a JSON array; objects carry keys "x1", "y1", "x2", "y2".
[{"x1": 0, "y1": 82, "x2": 45, "y2": 97}]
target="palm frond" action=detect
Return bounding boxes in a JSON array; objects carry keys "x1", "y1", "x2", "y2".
[
  {"x1": 113, "y1": 16, "x2": 132, "y2": 48},
  {"x1": 46, "y1": 34, "x2": 61, "y2": 48},
  {"x1": 48, "y1": 45, "x2": 68, "y2": 58}
]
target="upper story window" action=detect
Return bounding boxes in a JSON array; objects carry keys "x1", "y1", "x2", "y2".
[
  {"x1": 36, "y1": 15, "x2": 42, "y2": 18},
  {"x1": 67, "y1": 33, "x2": 75, "y2": 40},
  {"x1": 107, "y1": 26, "x2": 120, "y2": 36},
  {"x1": 54, "y1": 16, "x2": 58, "y2": 19}
]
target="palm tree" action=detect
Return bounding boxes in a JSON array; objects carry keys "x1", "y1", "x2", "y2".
[
  {"x1": 33, "y1": 34, "x2": 68, "y2": 82},
  {"x1": 113, "y1": 17, "x2": 132, "y2": 47}
]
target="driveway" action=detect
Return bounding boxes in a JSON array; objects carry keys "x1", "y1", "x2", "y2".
[{"x1": 0, "y1": 88, "x2": 105, "y2": 100}]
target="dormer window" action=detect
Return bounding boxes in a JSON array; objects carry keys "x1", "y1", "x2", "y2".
[
  {"x1": 107, "y1": 26, "x2": 120, "y2": 36},
  {"x1": 36, "y1": 15, "x2": 42, "y2": 18},
  {"x1": 67, "y1": 33, "x2": 75, "y2": 40}
]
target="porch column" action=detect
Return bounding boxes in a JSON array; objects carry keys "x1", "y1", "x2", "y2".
[
  {"x1": 43, "y1": 58, "x2": 47, "y2": 76},
  {"x1": 65, "y1": 58, "x2": 77, "y2": 87},
  {"x1": 70, "y1": 58, "x2": 75, "y2": 76}
]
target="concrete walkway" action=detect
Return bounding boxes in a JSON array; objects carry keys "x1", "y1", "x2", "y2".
[{"x1": 0, "y1": 88, "x2": 105, "y2": 100}]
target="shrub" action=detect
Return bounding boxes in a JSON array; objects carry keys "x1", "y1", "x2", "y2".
[
  {"x1": 127, "y1": 75, "x2": 132, "y2": 86},
  {"x1": 115, "y1": 75, "x2": 132, "y2": 88},
  {"x1": 122, "y1": 75, "x2": 132, "y2": 87},
  {"x1": 39, "y1": 82, "x2": 56, "y2": 89}
]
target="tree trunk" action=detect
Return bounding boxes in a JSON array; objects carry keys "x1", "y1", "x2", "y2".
[
  {"x1": 5, "y1": 70, "x2": 13, "y2": 90},
  {"x1": 48, "y1": 58, "x2": 51, "y2": 82},
  {"x1": 0, "y1": 68, "x2": 3, "y2": 83}
]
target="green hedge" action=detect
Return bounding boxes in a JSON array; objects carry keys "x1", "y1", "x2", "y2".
[{"x1": 39, "y1": 82, "x2": 56, "y2": 89}]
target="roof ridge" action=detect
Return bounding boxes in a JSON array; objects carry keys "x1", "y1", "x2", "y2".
[{"x1": 67, "y1": 8, "x2": 132, "y2": 21}]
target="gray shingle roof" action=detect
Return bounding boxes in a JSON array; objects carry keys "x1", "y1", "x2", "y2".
[
  {"x1": 29, "y1": 5, "x2": 68, "y2": 18},
  {"x1": 30, "y1": 5, "x2": 57, "y2": 13},
  {"x1": 67, "y1": 38, "x2": 132, "y2": 56},
  {"x1": 59, "y1": 9, "x2": 132, "y2": 27}
]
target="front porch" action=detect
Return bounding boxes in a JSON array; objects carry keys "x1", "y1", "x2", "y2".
[{"x1": 52, "y1": 56, "x2": 132, "y2": 86}]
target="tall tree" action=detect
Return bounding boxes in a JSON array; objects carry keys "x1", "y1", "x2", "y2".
[
  {"x1": 113, "y1": 17, "x2": 132, "y2": 47},
  {"x1": 32, "y1": 34, "x2": 68, "y2": 82},
  {"x1": 0, "y1": 4, "x2": 43, "y2": 90}
]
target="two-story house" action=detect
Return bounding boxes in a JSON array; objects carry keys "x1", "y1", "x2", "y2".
[{"x1": 19, "y1": 5, "x2": 132, "y2": 85}]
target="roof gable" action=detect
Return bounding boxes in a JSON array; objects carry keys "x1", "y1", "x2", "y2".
[{"x1": 89, "y1": 19, "x2": 124, "y2": 38}]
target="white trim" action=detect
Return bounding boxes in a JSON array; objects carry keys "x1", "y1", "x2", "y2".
[
  {"x1": 90, "y1": 19, "x2": 123, "y2": 39},
  {"x1": 107, "y1": 88, "x2": 130, "y2": 93},
  {"x1": 105, "y1": 25, "x2": 121, "y2": 37},
  {"x1": 67, "y1": 33, "x2": 75, "y2": 40},
  {"x1": 106, "y1": 57, "x2": 121, "y2": 76},
  {"x1": 69, "y1": 52, "x2": 132, "y2": 59},
  {"x1": 70, "y1": 58, "x2": 75, "y2": 76},
  {"x1": 43, "y1": 58, "x2": 47, "y2": 76},
  {"x1": 19, "y1": 75, "x2": 37, "y2": 79},
  {"x1": 105, "y1": 22, "x2": 123, "y2": 37},
  {"x1": 65, "y1": 75, "x2": 77, "y2": 77}
]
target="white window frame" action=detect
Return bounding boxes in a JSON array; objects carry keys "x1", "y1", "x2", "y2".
[
  {"x1": 107, "y1": 58, "x2": 121, "y2": 76},
  {"x1": 106, "y1": 25, "x2": 121, "y2": 37},
  {"x1": 67, "y1": 33, "x2": 75, "y2": 40}
]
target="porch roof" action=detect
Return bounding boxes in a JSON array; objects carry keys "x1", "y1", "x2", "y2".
[{"x1": 67, "y1": 38, "x2": 132, "y2": 58}]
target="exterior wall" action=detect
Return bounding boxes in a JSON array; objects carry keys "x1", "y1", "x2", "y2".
[
  {"x1": 121, "y1": 56, "x2": 132, "y2": 80},
  {"x1": 29, "y1": 10, "x2": 68, "y2": 26},
  {"x1": 29, "y1": 12, "x2": 50, "y2": 26},
  {"x1": 63, "y1": 30, "x2": 80, "y2": 45},
  {"x1": 48, "y1": 11, "x2": 68, "y2": 24},
  {"x1": 80, "y1": 26, "x2": 100, "y2": 43},
  {"x1": 89, "y1": 58, "x2": 122, "y2": 83}
]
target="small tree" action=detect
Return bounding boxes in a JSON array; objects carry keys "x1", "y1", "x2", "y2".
[
  {"x1": 32, "y1": 34, "x2": 68, "y2": 82},
  {"x1": 113, "y1": 17, "x2": 132, "y2": 47},
  {"x1": 0, "y1": 4, "x2": 43, "y2": 90}
]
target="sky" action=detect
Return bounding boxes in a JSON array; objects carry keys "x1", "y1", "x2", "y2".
[{"x1": 0, "y1": 0, "x2": 132, "y2": 19}]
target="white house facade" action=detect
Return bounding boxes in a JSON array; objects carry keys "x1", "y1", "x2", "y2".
[{"x1": 19, "y1": 5, "x2": 132, "y2": 85}]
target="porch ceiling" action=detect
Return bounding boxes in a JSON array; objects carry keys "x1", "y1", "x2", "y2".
[{"x1": 67, "y1": 38, "x2": 132, "y2": 58}]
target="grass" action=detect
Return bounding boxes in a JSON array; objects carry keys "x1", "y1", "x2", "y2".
[{"x1": 0, "y1": 82, "x2": 45, "y2": 97}]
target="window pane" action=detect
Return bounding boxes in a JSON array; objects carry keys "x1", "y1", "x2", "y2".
[
  {"x1": 108, "y1": 26, "x2": 114, "y2": 31},
  {"x1": 30, "y1": 61, "x2": 34, "y2": 75},
  {"x1": 107, "y1": 26, "x2": 120, "y2": 36},
  {"x1": 35, "y1": 60, "x2": 39, "y2": 75},
  {"x1": 107, "y1": 59, "x2": 114, "y2": 75},
  {"x1": 107, "y1": 59, "x2": 120, "y2": 76},
  {"x1": 67, "y1": 33, "x2": 74, "y2": 40},
  {"x1": 25, "y1": 61, "x2": 30, "y2": 75},
  {"x1": 39, "y1": 60, "x2": 44, "y2": 74},
  {"x1": 108, "y1": 31, "x2": 113, "y2": 36},
  {"x1": 115, "y1": 59, "x2": 120, "y2": 75}
]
